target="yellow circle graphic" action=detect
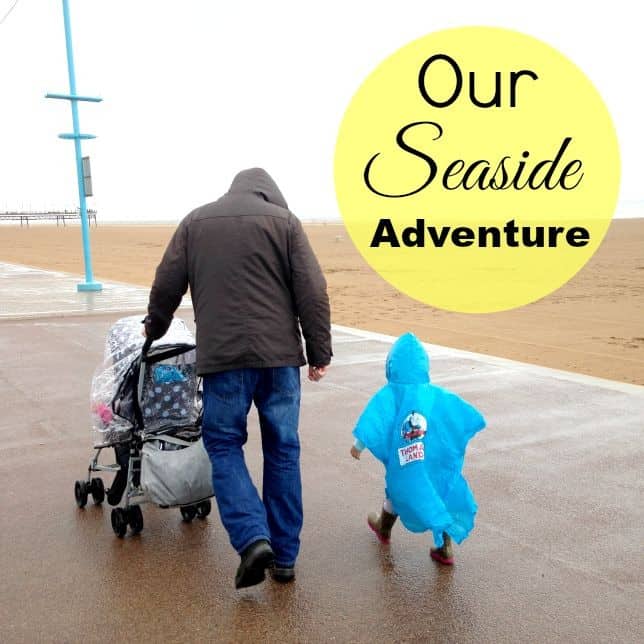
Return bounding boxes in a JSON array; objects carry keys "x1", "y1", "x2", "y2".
[{"x1": 334, "y1": 27, "x2": 620, "y2": 313}]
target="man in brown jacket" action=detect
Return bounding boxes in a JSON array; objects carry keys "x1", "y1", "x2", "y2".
[{"x1": 145, "y1": 168, "x2": 332, "y2": 588}]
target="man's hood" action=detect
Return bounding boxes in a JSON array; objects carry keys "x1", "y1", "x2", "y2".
[
  {"x1": 385, "y1": 332, "x2": 430, "y2": 384},
  {"x1": 228, "y1": 168, "x2": 288, "y2": 209}
]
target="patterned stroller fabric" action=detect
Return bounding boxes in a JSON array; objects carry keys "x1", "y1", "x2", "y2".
[
  {"x1": 140, "y1": 350, "x2": 198, "y2": 432},
  {"x1": 90, "y1": 316, "x2": 199, "y2": 445}
]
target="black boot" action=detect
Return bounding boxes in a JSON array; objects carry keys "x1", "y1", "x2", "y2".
[
  {"x1": 270, "y1": 564, "x2": 295, "y2": 584},
  {"x1": 235, "y1": 540, "x2": 274, "y2": 589}
]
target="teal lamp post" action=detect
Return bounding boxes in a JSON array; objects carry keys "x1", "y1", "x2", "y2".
[{"x1": 46, "y1": 0, "x2": 102, "y2": 292}]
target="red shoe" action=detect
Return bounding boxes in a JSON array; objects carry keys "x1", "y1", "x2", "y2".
[
  {"x1": 367, "y1": 509, "x2": 398, "y2": 544},
  {"x1": 430, "y1": 549, "x2": 454, "y2": 565},
  {"x1": 430, "y1": 533, "x2": 454, "y2": 565}
]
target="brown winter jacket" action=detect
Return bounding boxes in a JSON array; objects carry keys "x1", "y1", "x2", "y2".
[{"x1": 145, "y1": 168, "x2": 332, "y2": 376}]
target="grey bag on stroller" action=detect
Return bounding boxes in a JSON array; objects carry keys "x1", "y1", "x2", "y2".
[{"x1": 141, "y1": 435, "x2": 212, "y2": 507}]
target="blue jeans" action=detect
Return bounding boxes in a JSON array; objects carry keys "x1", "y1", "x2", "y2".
[{"x1": 202, "y1": 367, "x2": 302, "y2": 567}]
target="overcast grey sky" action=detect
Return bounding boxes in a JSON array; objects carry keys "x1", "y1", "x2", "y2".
[{"x1": 0, "y1": 0, "x2": 642, "y2": 221}]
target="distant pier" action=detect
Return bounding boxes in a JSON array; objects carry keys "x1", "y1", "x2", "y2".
[{"x1": 0, "y1": 209, "x2": 97, "y2": 227}]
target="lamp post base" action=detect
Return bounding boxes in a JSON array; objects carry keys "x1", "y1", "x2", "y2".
[{"x1": 77, "y1": 281, "x2": 102, "y2": 292}]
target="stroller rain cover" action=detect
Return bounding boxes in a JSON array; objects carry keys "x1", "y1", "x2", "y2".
[{"x1": 90, "y1": 316, "x2": 200, "y2": 445}]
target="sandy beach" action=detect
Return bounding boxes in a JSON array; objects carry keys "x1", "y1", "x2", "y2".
[{"x1": 1, "y1": 218, "x2": 643, "y2": 384}]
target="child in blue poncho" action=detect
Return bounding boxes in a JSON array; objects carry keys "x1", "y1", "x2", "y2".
[{"x1": 350, "y1": 333, "x2": 485, "y2": 565}]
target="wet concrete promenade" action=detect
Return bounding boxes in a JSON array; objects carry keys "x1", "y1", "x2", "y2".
[{"x1": 1, "y1": 263, "x2": 642, "y2": 643}]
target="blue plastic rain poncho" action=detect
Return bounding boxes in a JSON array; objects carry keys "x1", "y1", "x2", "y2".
[{"x1": 353, "y1": 333, "x2": 486, "y2": 546}]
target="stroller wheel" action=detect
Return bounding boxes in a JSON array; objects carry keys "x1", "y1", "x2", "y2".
[
  {"x1": 74, "y1": 480, "x2": 89, "y2": 508},
  {"x1": 111, "y1": 508, "x2": 128, "y2": 537},
  {"x1": 90, "y1": 478, "x2": 105, "y2": 505},
  {"x1": 180, "y1": 505, "x2": 197, "y2": 522},
  {"x1": 196, "y1": 500, "x2": 212, "y2": 519},
  {"x1": 128, "y1": 505, "x2": 144, "y2": 534}
]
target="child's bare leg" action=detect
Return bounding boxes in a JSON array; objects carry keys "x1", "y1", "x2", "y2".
[
  {"x1": 430, "y1": 532, "x2": 454, "y2": 565},
  {"x1": 367, "y1": 498, "x2": 398, "y2": 544}
]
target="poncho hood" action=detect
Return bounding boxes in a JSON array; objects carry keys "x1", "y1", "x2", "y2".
[
  {"x1": 386, "y1": 332, "x2": 430, "y2": 384},
  {"x1": 228, "y1": 167, "x2": 288, "y2": 209}
]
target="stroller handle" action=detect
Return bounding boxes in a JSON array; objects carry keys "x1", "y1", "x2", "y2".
[{"x1": 142, "y1": 337, "x2": 153, "y2": 356}]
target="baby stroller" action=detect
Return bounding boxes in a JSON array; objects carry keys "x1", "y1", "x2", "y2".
[{"x1": 75, "y1": 315, "x2": 214, "y2": 537}]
